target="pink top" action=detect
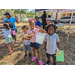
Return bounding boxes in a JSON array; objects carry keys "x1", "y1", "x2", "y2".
[{"x1": 27, "y1": 28, "x2": 39, "y2": 43}]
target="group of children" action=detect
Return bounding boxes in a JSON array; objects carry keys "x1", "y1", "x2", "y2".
[{"x1": 0, "y1": 16, "x2": 60, "y2": 65}]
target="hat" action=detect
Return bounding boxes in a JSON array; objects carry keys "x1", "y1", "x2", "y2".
[
  {"x1": 4, "y1": 12, "x2": 11, "y2": 17},
  {"x1": 46, "y1": 18, "x2": 51, "y2": 20}
]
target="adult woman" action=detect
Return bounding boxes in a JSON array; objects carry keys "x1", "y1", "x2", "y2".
[{"x1": 0, "y1": 12, "x2": 19, "y2": 43}]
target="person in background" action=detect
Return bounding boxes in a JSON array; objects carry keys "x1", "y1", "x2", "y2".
[
  {"x1": 42, "y1": 11, "x2": 47, "y2": 29},
  {"x1": 48, "y1": 15, "x2": 51, "y2": 18},
  {"x1": 54, "y1": 19, "x2": 59, "y2": 24},
  {"x1": 35, "y1": 16, "x2": 41, "y2": 27},
  {"x1": 0, "y1": 12, "x2": 19, "y2": 43}
]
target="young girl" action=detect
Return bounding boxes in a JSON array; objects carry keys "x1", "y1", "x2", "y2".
[
  {"x1": 44, "y1": 23, "x2": 60, "y2": 65},
  {"x1": 0, "y1": 23, "x2": 14, "y2": 55},
  {"x1": 27, "y1": 20, "x2": 45, "y2": 65}
]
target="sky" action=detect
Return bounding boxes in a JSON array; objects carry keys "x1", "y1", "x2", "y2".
[{"x1": 29, "y1": 9, "x2": 34, "y2": 12}]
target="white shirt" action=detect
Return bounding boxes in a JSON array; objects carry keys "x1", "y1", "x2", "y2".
[
  {"x1": 2, "y1": 28, "x2": 11, "y2": 37},
  {"x1": 44, "y1": 33, "x2": 59, "y2": 54},
  {"x1": 22, "y1": 33, "x2": 30, "y2": 45}
]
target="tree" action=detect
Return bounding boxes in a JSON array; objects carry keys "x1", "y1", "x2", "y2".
[{"x1": 14, "y1": 9, "x2": 27, "y2": 21}]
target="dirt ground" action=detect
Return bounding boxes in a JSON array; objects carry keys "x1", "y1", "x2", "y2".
[{"x1": 0, "y1": 22, "x2": 75, "y2": 65}]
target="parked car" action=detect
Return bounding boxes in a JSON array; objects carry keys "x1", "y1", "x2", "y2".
[{"x1": 58, "y1": 16, "x2": 75, "y2": 23}]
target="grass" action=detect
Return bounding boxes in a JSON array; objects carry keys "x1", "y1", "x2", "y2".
[{"x1": 0, "y1": 22, "x2": 75, "y2": 65}]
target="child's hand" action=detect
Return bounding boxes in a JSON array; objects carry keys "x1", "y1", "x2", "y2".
[
  {"x1": 22, "y1": 38, "x2": 24, "y2": 41},
  {"x1": 35, "y1": 26, "x2": 39, "y2": 28}
]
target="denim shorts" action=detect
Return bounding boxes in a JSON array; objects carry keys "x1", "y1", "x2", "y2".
[
  {"x1": 46, "y1": 53, "x2": 56, "y2": 58},
  {"x1": 23, "y1": 45, "x2": 31, "y2": 52},
  {"x1": 12, "y1": 29, "x2": 17, "y2": 37},
  {"x1": 30, "y1": 42, "x2": 40, "y2": 49}
]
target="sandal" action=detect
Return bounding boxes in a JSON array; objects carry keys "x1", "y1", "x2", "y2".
[{"x1": 8, "y1": 51, "x2": 13, "y2": 55}]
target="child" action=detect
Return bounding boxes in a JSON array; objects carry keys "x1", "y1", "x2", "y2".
[
  {"x1": 35, "y1": 16, "x2": 41, "y2": 27},
  {"x1": 27, "y1": 20, "x2": 45, "y2": 65},
  {"x1": 0, "y1": 23, "x2": 14, "y2": 55},
  {"x1": 46, "y1": 17, "x2": 52, "y2": 25},
  {"x1": 44, "y1": 23, "x2": 60, "y2": 65},
  {"x1": 5, "y1": 21, "x2": 15, "y2": 45},
  {"x1": 22, "y1": 25, "x2": 32, "y2": 58}
]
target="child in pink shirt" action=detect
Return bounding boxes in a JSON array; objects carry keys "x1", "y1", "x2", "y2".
[{"x1": 27, "y1": 20, "x2": 45, "y2": 65}]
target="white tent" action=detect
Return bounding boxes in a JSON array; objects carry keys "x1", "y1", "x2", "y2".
[{"x1": 35, "y1": 9, "x2": 74, "y2": 43}]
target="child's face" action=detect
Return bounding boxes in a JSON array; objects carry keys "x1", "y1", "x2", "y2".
[
  {"x1": 46, "y1": 20, "x2": 51, "y2": 24},
  {"x1": 35, "y1": 18, "x2": 38, "y2": 21},
  {"x1": 23, "y1": 28, "x2": 28, "y2": 34},
  {"x1": 48, "y1": 26, "x2": 54, "y2": 35},
  {"x1": 29, "y1": 22, "x2": 35, "y2": 30},
  {"x1": 4, "y1": 26, "x2": 7, "y2": 29}
]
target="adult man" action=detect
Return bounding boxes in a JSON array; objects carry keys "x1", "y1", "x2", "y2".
[{"x1": 42, "y1": 11, "x2": 47, "y2": 29}]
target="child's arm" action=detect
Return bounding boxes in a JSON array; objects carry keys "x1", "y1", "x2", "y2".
[
  {"x1": 57, "y1": 42, "x2": 60, "y2": 50},
  {"x1": 35, "y1": 26, "x2": 46, "y2": 33},
  {"x1": 44, "y1": 42, "x2": 47, "y2": 51},
  {"x1": 0, "y1": 29, "x2": 2, "y2": 31},
  {"x1": 26, "y1": 31, "x2": 35, "y2": 38}
]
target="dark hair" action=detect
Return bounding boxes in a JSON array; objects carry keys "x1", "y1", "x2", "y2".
[
  {"x1": 3, "y1": 23, "x2": 9, "y2": 30},
  {"x1": 48, "y1": 15, "x2": 51, "y2": 18},
  {"x1": 45, "y1": 23, "x2": 56, "y2": 33},
  {"x1": 35, "y1": 16, "x2": 39, "y2": 19},
  {"x1": 44, "y1": 11, "x2": 46, "y2": 14},
  {"x1": 22, "y1": 25, "x2": 28, "y2": 30}
]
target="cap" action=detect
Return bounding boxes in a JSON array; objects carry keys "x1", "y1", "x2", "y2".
[
  {"x1": 4, "y1": 12, "x2": 11, "y2": 17},
  {"x1": 46, "y1": 18, "x2": 51, "y2": 20}
]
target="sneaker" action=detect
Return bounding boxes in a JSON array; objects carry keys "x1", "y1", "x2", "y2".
[
  {"x1": 8, "y1": 51, "x2": 13, "y2": 55},
  {"x1": 53, "y1": 62, "x2": 56, "y2": 65},
  {"x1": 24, "y1": 54, "x2": 27, "y2": 59},
  {"x1": 29, "y1": 53, "x2": 32, "y2": 58},
  {"x1": 31, "y1": 56, "x2": 37, "y2": 61},
  {"x1": 46, "y1": 61, "x2": 50, "y2": 65},
  {"x1": 38, "y1": 60, "x2": 43, "y2": 65}
]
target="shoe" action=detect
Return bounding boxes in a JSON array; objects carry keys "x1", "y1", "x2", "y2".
[
  {"x1": 29, "y1": 53, "x2": 32, "y2": 58},
  {"x1": 8, "y1": 51, "x2": 13, "y2": 55},
  {"x1": 38, "y1": 60, "x2": 43, "y2": 65},
  {"x1": 31, "y1": 56, "x2": 37, "y2": 61},
  {"x1": 46, "y1": 61, "x2": 50, "y2": 65},
  {"x1": 53, "y1": 62, "x2": 56, "y2": 65},
  {"x1": 24, "y1": 54, "x2": 27, "y2": 59}
]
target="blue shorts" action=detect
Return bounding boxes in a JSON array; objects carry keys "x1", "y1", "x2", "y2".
[
  {"x1": 30, "y1": 42, "x2": 40, "y2": 49},
  {"x1": 12, "y1": 29, "x2": 17, "y2": 37},
  {"x1": 46, "y1": 53, "x2": 56, "y2": 58}
]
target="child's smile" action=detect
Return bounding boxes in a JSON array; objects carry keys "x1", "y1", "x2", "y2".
[{"x1": 48, "y1": 26, "x2": 54, "y2": 35}]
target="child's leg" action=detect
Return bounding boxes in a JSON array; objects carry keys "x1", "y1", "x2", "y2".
[
  {"x1": 46, "y1": 53, "x2": 51, "y2": 62},
  {"x1": 32, "y1": 47, "x2": 36, "y2": 57},
  {"x1": 13, "y1": 35, "x2": 16, "y2": 42},
  {"x1": 6, "y1": 43, "x2": 12, "y2": 52},
  {"x1": 9, "y1": 42, "x2": 13, "y2": 50},
  {"x1": 47, "y1": 57, "x2": 50, "y2": 62},
  {"x1": 36, "y1": 49, "x2": 40, "y2": 60},
  {"x1": 52, "y1": 54, "x2": 56, "y2": 65}
]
